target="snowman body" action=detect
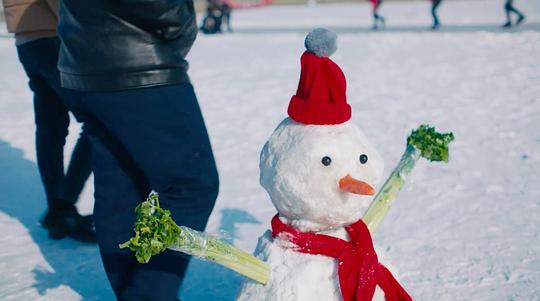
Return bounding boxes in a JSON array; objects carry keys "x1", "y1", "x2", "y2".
[
  {"x1": 236, "y1": 118, "x2": 389, "y2": 301},
  {"x1": 237, "y1": 230, "x2": 386, "y2": 301}
]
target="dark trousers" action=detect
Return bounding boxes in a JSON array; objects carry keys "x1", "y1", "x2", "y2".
[
  {"x1": 372, "y1": 0, "x2": 383, "y2": 20},
  {"x1": 65, "y1": 83, "x2": 219, "y2": 300},
  {"x1": 16, "y1": 37, "x2": 92, "y2": 210},
  {"x1": 504, "y1": 0, "x2": 524, "y2": 22},
  {"x1": 432, "y1": 0, "x2": 443, "y2": 27}
]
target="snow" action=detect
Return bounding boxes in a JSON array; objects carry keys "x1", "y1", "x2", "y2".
[{"x1": 1, "y1": 0, "x2": 540, "y2": 300}]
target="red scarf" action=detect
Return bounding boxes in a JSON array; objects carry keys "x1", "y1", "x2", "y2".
[{"x1": 271, "y1": 214, "x2": 412, "y2": 301}]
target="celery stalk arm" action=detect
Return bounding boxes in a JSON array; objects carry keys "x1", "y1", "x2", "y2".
[
  {"x1": 119, "y1": 192, "x2": 270, "y2": 284},
  {"x1": 362, "y1": 144, "x2": 420, "y2": 233},
  {"x1": 362, "y1": 124, "x2": 454, "y2": 233},
  {"x1": 169, "y1": 226, "x2": 270, "y2": 284}
]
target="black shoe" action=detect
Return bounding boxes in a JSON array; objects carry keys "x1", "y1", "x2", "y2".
[
  {"x1": 41, "y1": 205, "x2": 97, "y2": 243},
  {"x1": 70, "y1": 214, "x2": 97, "y2": 243},
  {"x1": 516, "y1": 15, "x2": 525, "y2": 25},
  {"x1": 502, "y1": 21, "x2": 512, "y2": 28}
]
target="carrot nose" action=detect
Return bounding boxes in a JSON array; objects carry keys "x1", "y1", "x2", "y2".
[{"x1": 338, "y1": 175, "x2": 375, "y2": 196}]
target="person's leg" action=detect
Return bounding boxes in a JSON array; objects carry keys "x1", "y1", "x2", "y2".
[
  {"x1": 17, "y1": 37, "x2": 95, "y2": 241},
  {"x1": 506, "y1": 0, "x2": 525, "y2": 24},
  {"x1": 80, "y1": 119, "x2": 150, "y2": 299},
  {"x1": 77, "y1": 83, "x2": 219, "y2": 300},
  {"x1": 503, "y1": 0, "x2": 513, "y2": 26},
  {"x1": 224, "y1": 6, "x2": 232, "y2": 32},
  {"x1": 376, "y1": 0, "x2": 385, "y2": 27},
  {"x1": 59, "y1": 133, "x2": 92, "y2": 203},
  {"x1": 371, "y1": 0, "x2": 379, "y2": 29},
  {"x1": 82, "y1": 116, "x2": 191, "y2": 301},
  {"x1": 503, "y1": 0, "x2": 525, "y2": 27},
  {"x1": 516, "y1": 12, "x2": 526, "y2": 24},
  {"x1": 215, "y1": 8, "x2": 224, "y2": 33},
  {"x1": 373, "y1": 0, "x2": 385, "y2": 29},
  {"x1": 431, "y1": 0, "x2": 442, "y2": 29},
  {"x1": 16, "y1": 40, "x2": 70, "y2": 211},
  {"x1": 37, "y1": 38, "x2": 94, "y2": 207}
]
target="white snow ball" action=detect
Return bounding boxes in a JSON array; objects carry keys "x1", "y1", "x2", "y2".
[
  {"x1": 304, "y1": 28, "x2": 338, "y2": 57},
  {"x1": 259, "y1": 118, "x2": 384, "y2": 232}
]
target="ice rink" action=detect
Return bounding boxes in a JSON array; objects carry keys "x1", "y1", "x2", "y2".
[{"x1": 0, "y1": 0, "x2": 539, "y2": 300}]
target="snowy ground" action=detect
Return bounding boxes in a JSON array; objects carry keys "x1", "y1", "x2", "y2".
[{"x1": 1, "y1": 0, "x2": 539, "y2": 300}]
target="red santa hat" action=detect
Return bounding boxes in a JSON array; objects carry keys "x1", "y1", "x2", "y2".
[{"x1": 288, "y1": 28, "x2": 351, "y2": 125}]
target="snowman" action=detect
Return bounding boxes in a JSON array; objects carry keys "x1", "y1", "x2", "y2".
[{"x1": 236, "y1": 28, "x2": 412, "y2": 301}]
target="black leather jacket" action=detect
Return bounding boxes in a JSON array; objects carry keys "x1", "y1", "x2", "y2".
[{"x1": 58, "y1": 0, "x2": 198, "y2": 91}]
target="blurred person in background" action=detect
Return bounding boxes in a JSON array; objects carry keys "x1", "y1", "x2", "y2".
[
  {"x1": 370, "y1": 0, "x2": 385, "y2": 30},
  {"x1": 1, "y1": 0, "x2": 95, "y2": 242},
  {"x1": 200, "y1": 0, "x2": 272, "y2": 34},
  {"x1": 502, "y1": 0, "x2": 525, "y2": 27},
  {"x1": 201, "y1": 0, "x2": 232, "y2": 34},
  {"x1": 57, "y1": 0, "x2": 219, "y2": 299},
  {"x1": 431, "y1": 0, "x2": 443, "y2": 29}
]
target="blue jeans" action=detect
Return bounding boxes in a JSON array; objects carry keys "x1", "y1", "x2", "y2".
[
  {"x1": 16, "y1": 37, "x2": 92, "y2": 210},
  {"x1": 65, "y1": 83, "x2": 219, "y2": 300}
]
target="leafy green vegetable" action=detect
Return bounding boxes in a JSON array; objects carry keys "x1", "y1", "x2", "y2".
[
  {"x1": 119, "y1": 192, "x2": 271, "y2": 284},
  {"x1": 407, "y1": 124, "x2": 455, "y2": 162},
  {"x1": 119, "y1": 192, "x2": 181, "y2": 263},
  {"x1": 363, "y1": 124, "x2": 454, "y2": 233}
]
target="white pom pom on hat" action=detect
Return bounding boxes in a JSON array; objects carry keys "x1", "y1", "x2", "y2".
[{"x1": 304, "y1": 28, "x2": 338, "y2": 58}]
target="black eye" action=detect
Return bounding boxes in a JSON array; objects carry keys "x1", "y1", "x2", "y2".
[
  {"x1": 321, "y1": 156, "x2": 332, "y2": 166},
  {"x1": 359, "y1": 154, "x2": 368, "y2": 164}
]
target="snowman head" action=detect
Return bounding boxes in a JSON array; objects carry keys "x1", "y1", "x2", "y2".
[
  {"x1": 260, "y1": 118, "x2": 384, "y2": 232},
  {"x1": 259, "y1": 28, "x2": 384, "y2": 232}
]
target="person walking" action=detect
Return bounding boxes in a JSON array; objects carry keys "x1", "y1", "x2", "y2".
[
  {"x1": 201, "y1": 0, "x2": 232, "y2": 34},
  {"x1": 2, "y1": 0, "x2": 95, "y2": 242},
  {"x1": 431, "y1": 0, "x2": 443, "y2": 29},
  {"x1": 370, "y1": 0, "x2": 385, "y2": 30},
  {"x1": 502, "y1": 0, "x2": 526, "y2": 27},
  {"x1": 57, "y1": 0, "x2": 220, "y2": 299}
]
